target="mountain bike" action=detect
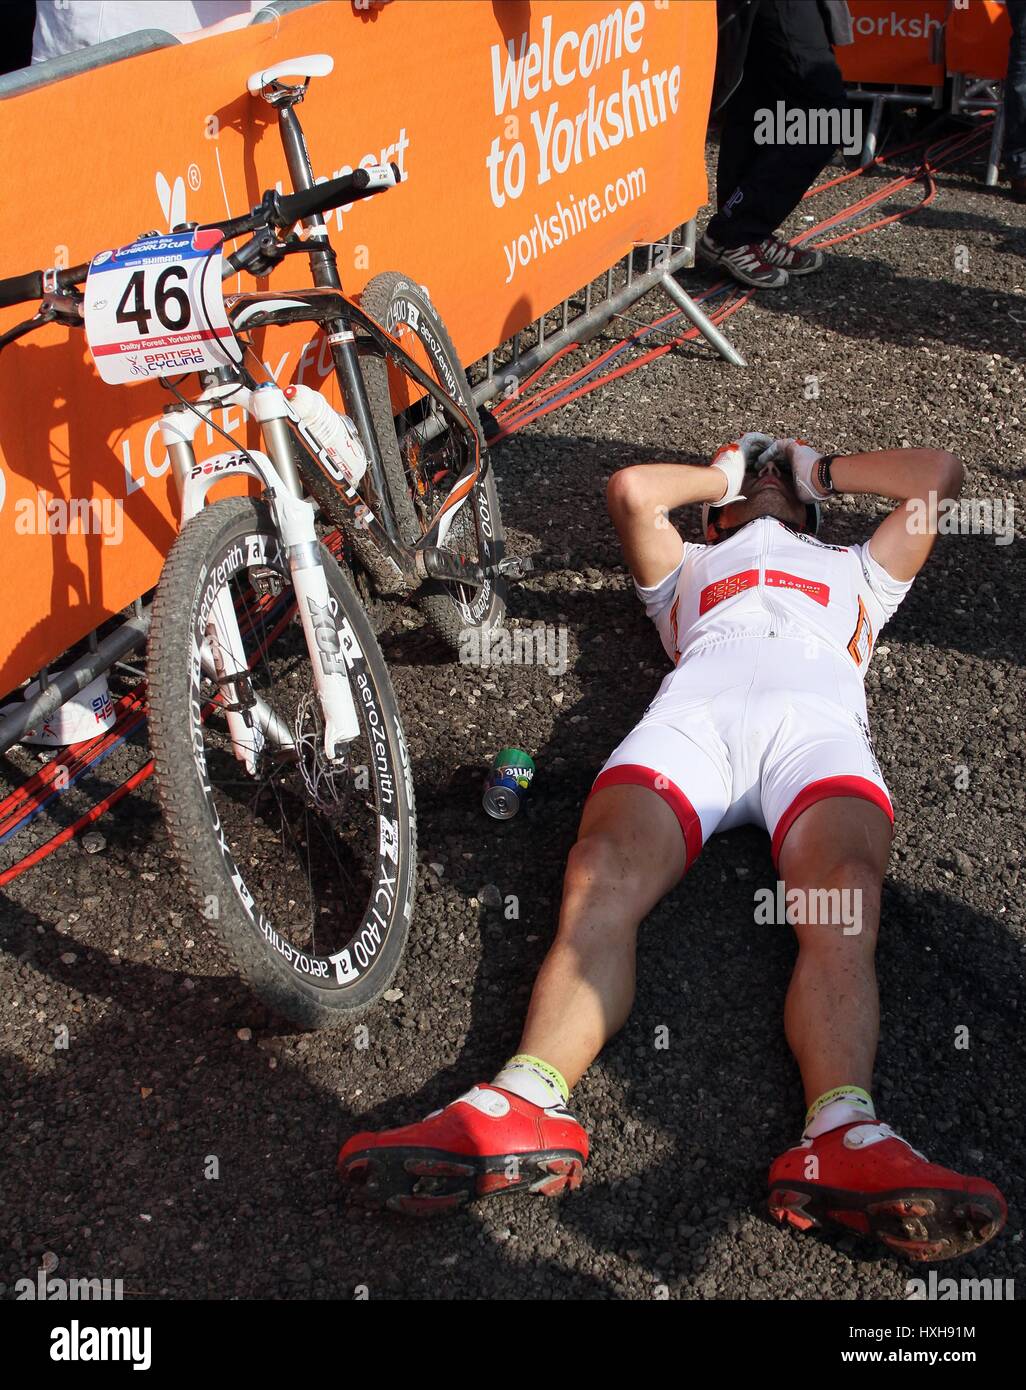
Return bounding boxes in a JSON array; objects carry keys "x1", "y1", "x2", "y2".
[{"x1": 0, "y1": 54, "x2": 526, "y2": 1026}]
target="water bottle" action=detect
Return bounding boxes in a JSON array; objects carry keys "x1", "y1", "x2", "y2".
[{"x1": 284, "y1": 384, "x2": 368, "y2": 488}]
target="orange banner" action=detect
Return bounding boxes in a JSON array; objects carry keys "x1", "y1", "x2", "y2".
[
  {"x1": 839, "y1": 0, "x2": 947, "y2": 86},
  {"x1": 946, "y1": 0, "x2": 1013, "y2": 79},
  {"x1": 0, "y1": 0, "x2": 716, "y2": 698}
]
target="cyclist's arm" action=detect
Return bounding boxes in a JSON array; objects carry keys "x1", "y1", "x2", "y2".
[
  {"x1": 607, "y1": 463, "x2": 725, "y2": 586},
  {"x1": 831, "y1": 448, "x2": 964, "y2": 582}
]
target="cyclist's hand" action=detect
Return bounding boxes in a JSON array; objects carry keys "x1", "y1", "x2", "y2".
[
  {"x1": 709, "y1": 432, "x2": 773, "y2": 505},
  {"x1": 760, "y1": 437, "x2": 831, "y2": 502}
]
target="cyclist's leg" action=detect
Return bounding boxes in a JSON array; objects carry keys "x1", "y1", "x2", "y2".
[
  {"x1": 761, "y1": 693, "x2": 894, "y2": 1107},
  {"x1": 769, "y1": 796, "x2": 1006, "y2": 1261},
  {"x1": 775, "y1": 796, "x2": 892, "y2": 1106},
  {"x1": 516, "y1": 721, "x2": 729, "y2": 1090},
  {"x1": 514, "y1": 783, "x2": 688, "y2": 1090},
  {"x1": 337, "y1": 714, "x2": 728, "y2": 1210}
]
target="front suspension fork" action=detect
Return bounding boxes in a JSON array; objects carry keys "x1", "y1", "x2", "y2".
[{"x1": 162, "y1": 380, "x2": 362, "y2": 766}]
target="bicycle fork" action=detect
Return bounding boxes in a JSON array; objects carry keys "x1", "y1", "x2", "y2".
[{"x1": 160, "y1": 378, "x2": 361, "y2": 770}]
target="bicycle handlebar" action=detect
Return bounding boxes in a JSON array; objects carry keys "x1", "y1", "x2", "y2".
[
  {"x1": 0, "y1": 263, "x2": 89, "y2": 309},
  {"x1": 0, "y1": 162, "x2": 402, "y2": 310},
  {"x1": 273, "y1": 163, "x2": 401, "y2": 226}
]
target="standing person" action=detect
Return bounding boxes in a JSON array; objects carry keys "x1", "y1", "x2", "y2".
[
  {"x1": 1005, "y1": 0, "x2": 1026, "y2": 202},
  {"x1": 699, "y1": 0, "x2": 854, "y2": 288},
  {"x1": 338, "y1": 434, "x2": 1007, "y2": 1264}
]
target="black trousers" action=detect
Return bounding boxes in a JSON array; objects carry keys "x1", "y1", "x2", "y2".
[{"x1": 707, "y1": 0, "x2": 848, "y2": 247}]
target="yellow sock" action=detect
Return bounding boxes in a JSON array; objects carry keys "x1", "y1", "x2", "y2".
[
  {"x1": 804, "y1": 1085, "x2": 875, "y2": 1138},
  {"x1": 492, "y1": 1054, "x2": 570, "y2": 1109}
]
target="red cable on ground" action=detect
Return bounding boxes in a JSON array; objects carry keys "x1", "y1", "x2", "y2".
[
  {"x1": 496, "y1": 290, "x2": 733, "y2": 432},
  {"x1": 493, "y1": 342, "x2": 581, "y2": 419},
  {"x1": 492, "y1": 282, "x2": 757, "y2": 441},
  {"x1": 0, "y1": 689, "x2": 148, "y2": 836},
  {"x1": 0, "y1": 760, "x2": 155, "y2": 887}
]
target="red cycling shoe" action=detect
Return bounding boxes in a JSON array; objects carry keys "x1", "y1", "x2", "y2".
[
  {"x1": 769, "y1": 1121, "x2": 1007, "y2": 1262},
  {"x1": 338, "y1": 1084, "x2": 589, "y2": 1215}
]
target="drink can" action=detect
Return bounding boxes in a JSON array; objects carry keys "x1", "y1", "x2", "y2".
[{"x1": 482, "y1": 747, "x2": 535, "y2": 820}]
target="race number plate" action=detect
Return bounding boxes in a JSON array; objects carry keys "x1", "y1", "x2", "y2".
[{"x1": 84, "y1": 228, "x2": 241, "y2": 384}]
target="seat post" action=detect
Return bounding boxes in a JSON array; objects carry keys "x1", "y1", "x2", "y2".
[{"x1": 277, "y1": 103, "x2": 342, "y2": 294}]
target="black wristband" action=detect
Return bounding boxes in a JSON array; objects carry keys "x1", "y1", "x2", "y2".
[{"x1": 816, "y1": 453, "x2": 839, "y2": 495}]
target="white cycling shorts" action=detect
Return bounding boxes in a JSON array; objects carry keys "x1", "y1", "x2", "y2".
[{"x1": 588, "y1": 634, "x2": 893, "y2": 874}]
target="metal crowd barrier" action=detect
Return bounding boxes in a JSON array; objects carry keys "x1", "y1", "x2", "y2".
[
  {"x1": 845, "y1": 82, "x2": 945, "y2": 168},
  {"x1": 843, "y1": 7, "x2": 1011, "y2": 185},
  {"x1": 950, "y1": 73, "x2": 1006, "y2": 185}
]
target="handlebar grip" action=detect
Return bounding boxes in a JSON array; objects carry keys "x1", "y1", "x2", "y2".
[
  {"x1": 0, "y1": 269, "x2": 43, "y2": 309},
  {"x1": 60, "y1": 262, "x2": 90, "y2": 289},
  {"x1": 0, "y1": 261, "x2": 91, "y2": 309},
  {"x1": 274, "y1": 163, "x2": 401, "y2": 225}
]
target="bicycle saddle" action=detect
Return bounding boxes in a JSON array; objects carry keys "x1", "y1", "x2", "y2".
[{"x1": 247, "y1": 53, "x2": 334, "y2": 97}]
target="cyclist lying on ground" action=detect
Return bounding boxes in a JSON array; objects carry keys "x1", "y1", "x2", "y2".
[{"x1": 338, "y1": 434, "x2": 1007, "y2": 1262}]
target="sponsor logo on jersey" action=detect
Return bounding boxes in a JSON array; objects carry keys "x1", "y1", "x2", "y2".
[
  {"x1": 847, "y1": 596, "x2": 874, "y2": 666},
  {"x1": 699, "y1": 569, "x2": 758, "y2": 613},
  {"x1": 698, "y1": 568, "x2": 829, "y2": 612},
  {"x1": 765, "y1": 570, "x2": 830, "y2": 606}
]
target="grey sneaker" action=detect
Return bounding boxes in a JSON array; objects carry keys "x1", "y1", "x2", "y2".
[
  {"x1": 759, "y1": 235, "x2": 825, "y2": 275},
  {"x1": 698, "y1": 231, "x2": 789, "y2": 288}
]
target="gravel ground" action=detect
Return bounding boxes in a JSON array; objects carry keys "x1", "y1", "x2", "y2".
[{"x1": 2, "y1": 132, "x2": 1024, "y2": 1302}]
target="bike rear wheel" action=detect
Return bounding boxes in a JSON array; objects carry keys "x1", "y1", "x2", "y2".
[
  {"x1": 147, "y1": 496, "x2": 416, "y2": 1027},
  {"x1": 359, "y1": 271, "x2": 507, "y2": 651}
]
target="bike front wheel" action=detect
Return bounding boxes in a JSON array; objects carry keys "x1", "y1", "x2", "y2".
[{"x1": 147, "y1": 496, "x2": 416, "y2": 1027}]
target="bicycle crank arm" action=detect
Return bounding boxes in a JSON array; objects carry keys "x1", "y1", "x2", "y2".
[
  {"x1": 415, "y1": 547, "x2": 485, "y2": 585},
  {"x1": 415, "y1": 549, "x2": 539, "y2": 586}
]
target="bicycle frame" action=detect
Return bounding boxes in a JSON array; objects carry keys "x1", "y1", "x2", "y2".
[{"x1": 225, "y1": 286, "x2": 490, "y2": 564}]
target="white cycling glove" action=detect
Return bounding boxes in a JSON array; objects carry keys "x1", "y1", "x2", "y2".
[
  {"x1": 709, "y1": 431, "x2": 775, "y2": 507},
  {"x1": 759, "y1": 437, "x2": 834, "y2": 503}
]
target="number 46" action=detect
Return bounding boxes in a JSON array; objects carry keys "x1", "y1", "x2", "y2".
[{"x1": 116, "y1": 267, "x2": 191, "y2": 334}]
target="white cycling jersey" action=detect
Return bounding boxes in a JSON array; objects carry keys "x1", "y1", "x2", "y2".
[
  {"x1": 589, "y1": 517, "x2": 916, "y2": 871},
  {"x1": 639, "y1": 515, "x2": 913, "y2": 674}
]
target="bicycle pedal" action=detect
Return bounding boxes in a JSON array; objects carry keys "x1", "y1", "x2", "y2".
[{"x1": 493, "y1": 555, "x2": 536, "y2": 581}]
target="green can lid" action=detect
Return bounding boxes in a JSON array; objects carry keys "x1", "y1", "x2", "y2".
[{"x1": 493, "y1": 747, "x2": 535, "y2": 772}]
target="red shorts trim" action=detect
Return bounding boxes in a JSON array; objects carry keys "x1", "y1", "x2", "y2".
[
  {"x1": 588, "y1": 763, "x2": 703, "y2": 871},
  {"x1": 771, "y1": 775, "x2": 894, "y2": 869}
]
